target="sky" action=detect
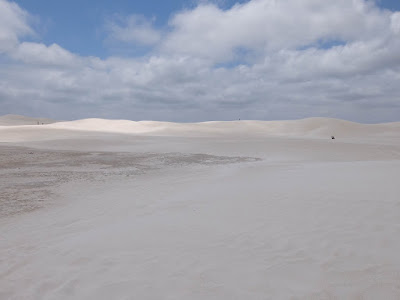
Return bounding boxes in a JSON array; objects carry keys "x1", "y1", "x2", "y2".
[{"x1": 0, "y1": 0, "x2": 400, "y2": 122}]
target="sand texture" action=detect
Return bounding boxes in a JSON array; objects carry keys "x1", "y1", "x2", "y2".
[{"x1": 1, "y1": 115, "x2": 400, "y2": 299}]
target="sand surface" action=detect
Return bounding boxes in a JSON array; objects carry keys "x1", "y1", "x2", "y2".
[{"x1": 1, "y1": 115, "x2": 400, "y2": 299}]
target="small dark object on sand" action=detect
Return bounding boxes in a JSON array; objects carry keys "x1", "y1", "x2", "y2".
[{"x1": 331, "y1": 136, "x2": 335, "y2": 139}]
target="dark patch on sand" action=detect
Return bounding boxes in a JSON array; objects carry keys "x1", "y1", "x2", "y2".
[{"x1": 0, "y1": 145, "x2": 260, "y2": 217}]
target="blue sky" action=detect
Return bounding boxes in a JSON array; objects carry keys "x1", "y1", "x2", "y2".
[
  {"x1": 15, "y1": 0, "x2": 250, "y2": 58},
  {"x1": 15, "y1": 0, "x2": 188, "y2": 57},
  {"x1": 379, "y1": 0, "x2": 400, "y2": 11},
  {"x1": 1, "y1": 0, "x2": 400, "y2": 122}
]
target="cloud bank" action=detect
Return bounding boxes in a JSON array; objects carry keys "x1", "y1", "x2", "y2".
[{"x1": 0, "y1": 0, "x2": 399, "y2": 122}]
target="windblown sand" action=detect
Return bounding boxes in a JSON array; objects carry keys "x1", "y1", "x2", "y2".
[{"x1": 1, "y1": 115, "x2": 400, "y2": 299}]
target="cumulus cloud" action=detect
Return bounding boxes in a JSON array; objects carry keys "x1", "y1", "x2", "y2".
[
  {"x1": 163, "y1": 0, "x2": 391, "y2": 62},
  {"x1": 391, "y1": 12, "x2": 400, "y2": 34},
  {"x1": 0, "y1": 0, "x2": 400, "y2": 122},
  {"x1": 0, "y1": 0, "x2": 33, "y2": 53},
  {"x1": 12, "y1": 42, "x2": 81, "y2": 67},
  {"x1": 105, "y1": 14, "x2": 161, "y2": 46}
]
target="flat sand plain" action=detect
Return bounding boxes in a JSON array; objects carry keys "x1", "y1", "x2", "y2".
[{"x1": 1, "y1": 116, "x2": 400, "y2": 299}]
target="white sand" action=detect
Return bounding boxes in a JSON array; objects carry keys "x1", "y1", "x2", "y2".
[{"x1": 1, "y1": 115, "x2": 400, "y2": 299}]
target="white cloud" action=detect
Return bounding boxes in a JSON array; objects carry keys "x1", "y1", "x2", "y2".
[
  {"x1": 12, "y1": 42, "x2": 81, "y2": 67},
  {"x1": 391, "y1": 12, "x2": 400, "y2": 34},
  {"x1": 105, "y1": 14, "x2": 161, "y2": 46},
  {"x1": 162, "y1": 0, "x2": 391, "y2": 63},
  {"x1": 0, "y1": 0, "x2": 400, "y2": 122},
  {"x1": 0, "y1": 0, "x2": 33, "y2": 53}
]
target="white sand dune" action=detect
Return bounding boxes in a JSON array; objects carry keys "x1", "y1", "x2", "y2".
[
  {"x1": 49, "y1": 117, "x2": 400, "y2": 137},
  {"x1": 1, "y1": 115, "x2": 400, "y2": 299},
  {"x1": 1, "y1": 115, "x2": 399, "y2": 143},
  {"x1": 0, "y1": 114, "x2": 56, "y2": 126}
]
